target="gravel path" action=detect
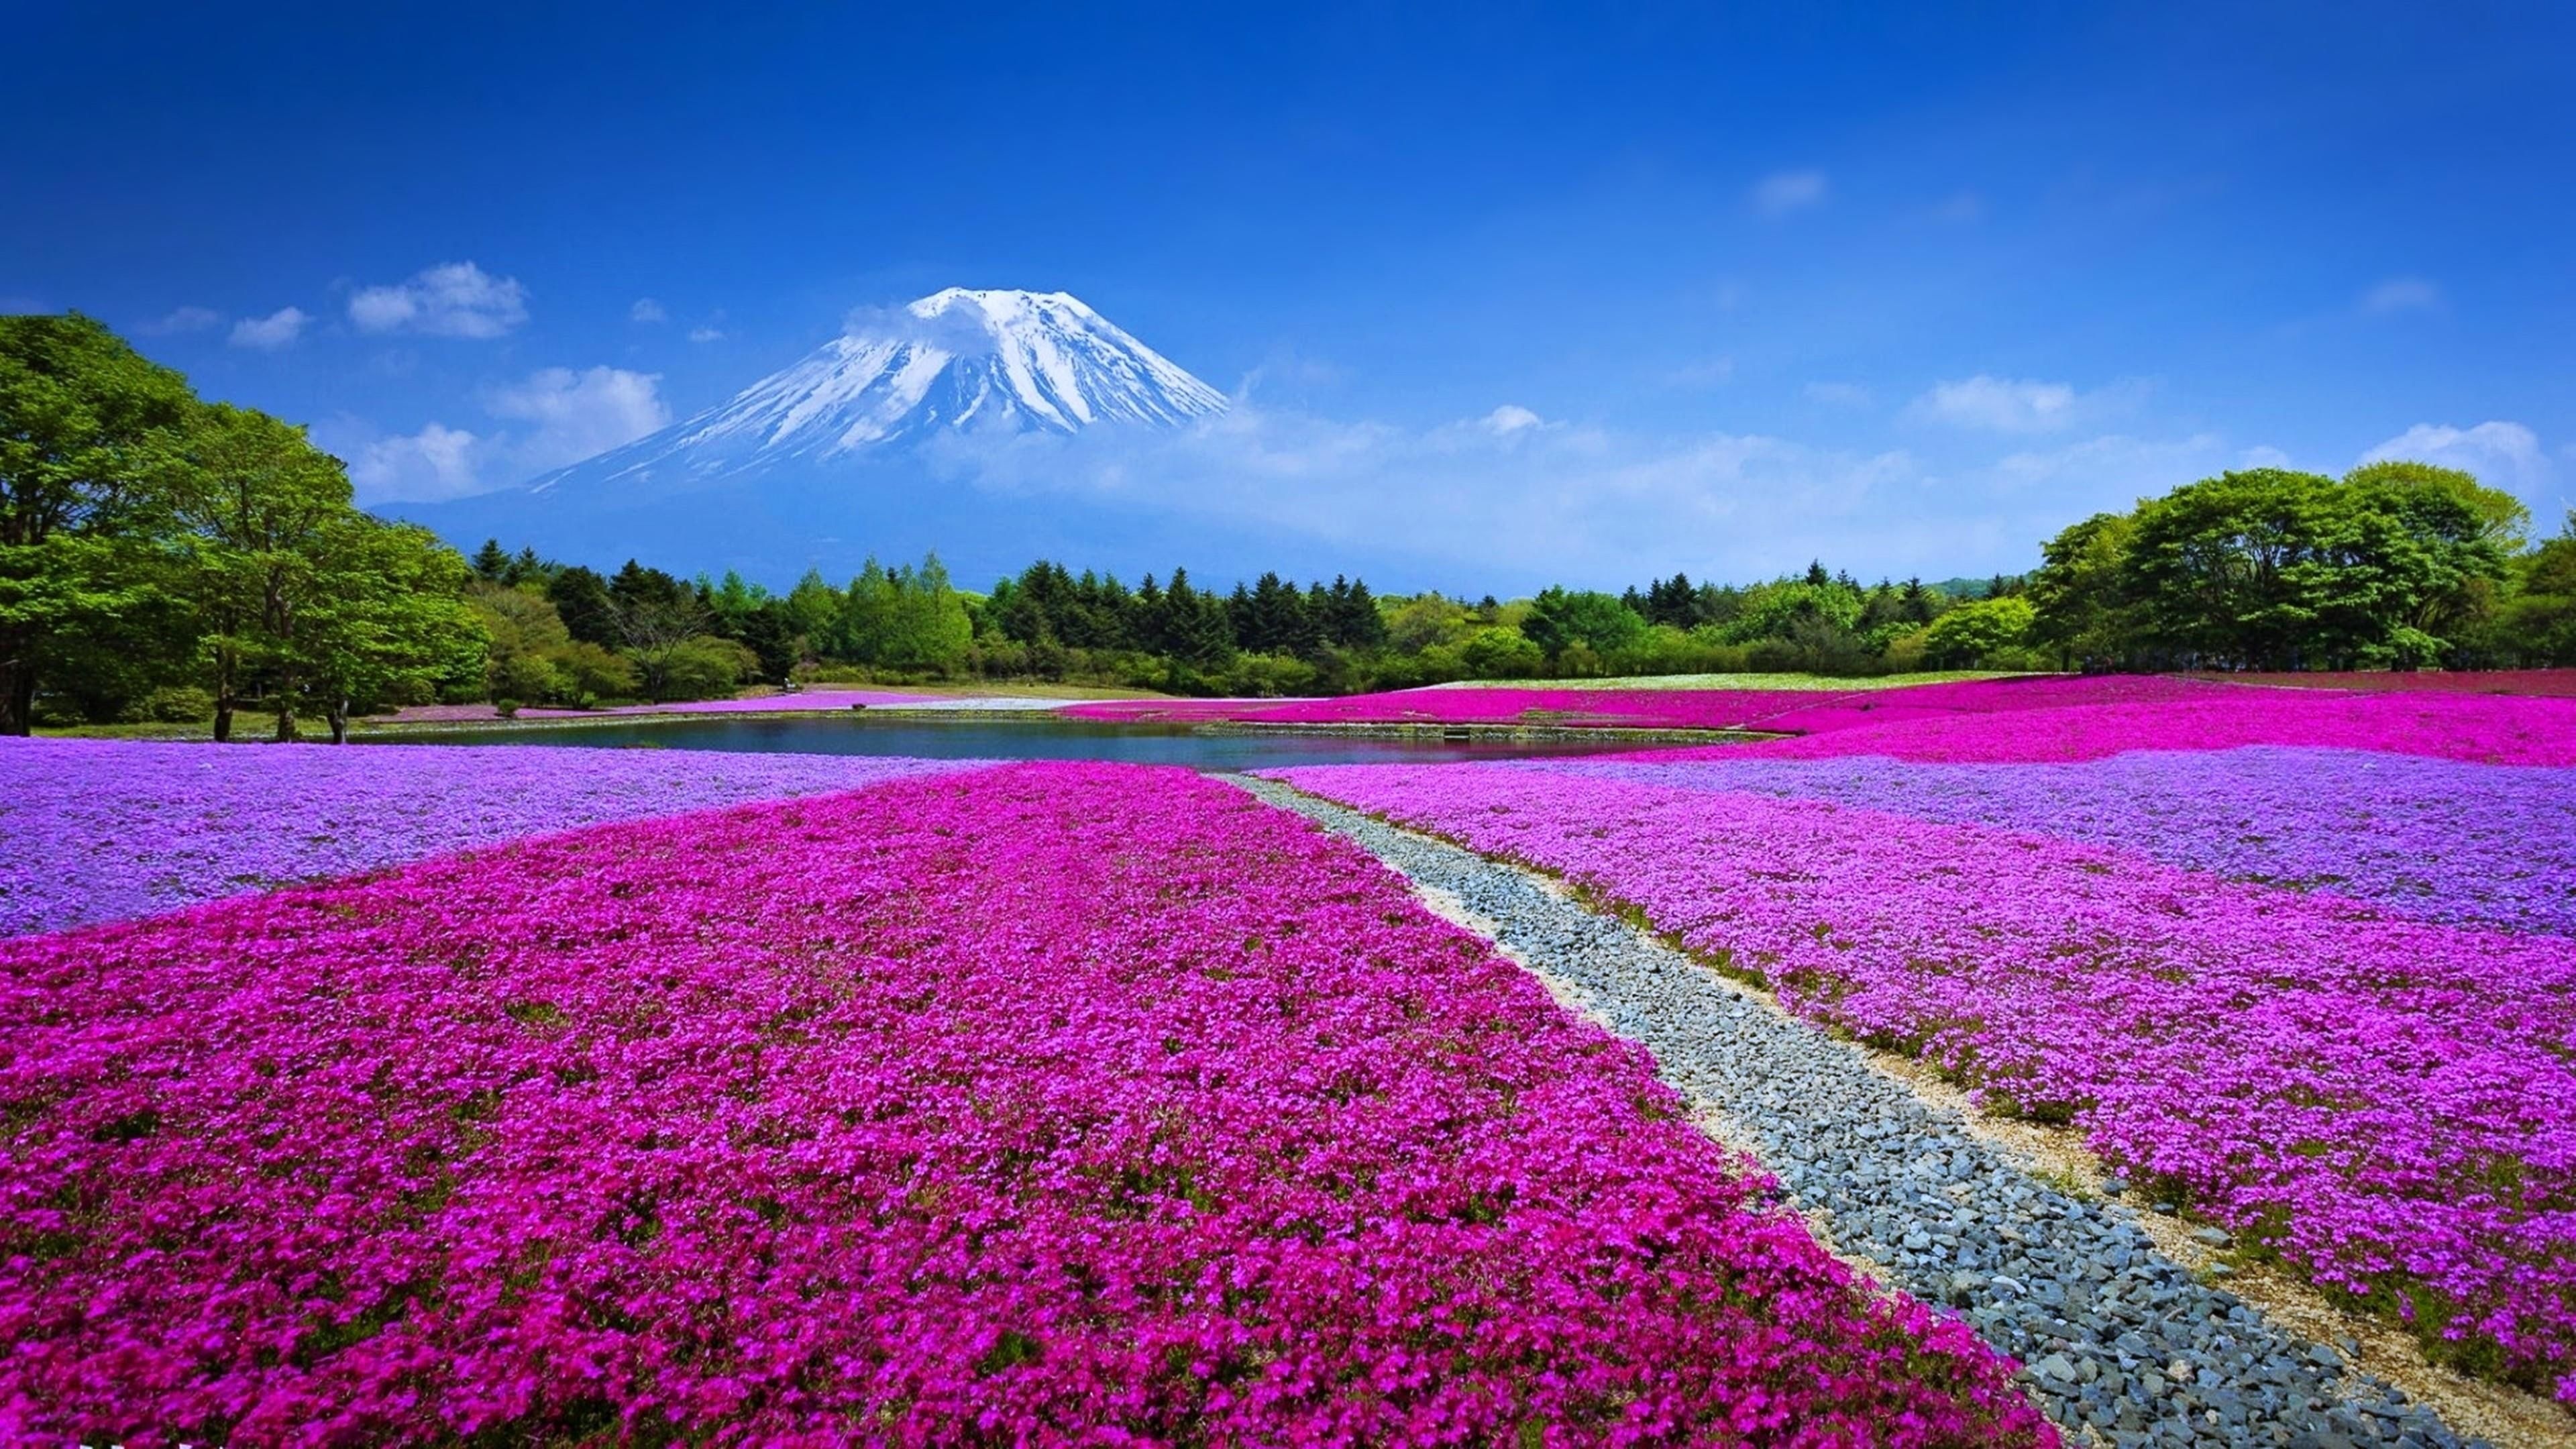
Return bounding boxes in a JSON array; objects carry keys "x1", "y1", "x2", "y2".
[{"x1": 1234, "y1": 775, "x2": 2477, "y2": 1449}]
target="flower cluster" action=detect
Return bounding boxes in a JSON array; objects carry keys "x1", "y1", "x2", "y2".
[
  {"x1": 0, "y1": 737, "x2": 987, "y2": 938},
  {"x1": 1271, "y1": 759, "x2": 2576, "y2": 1402},
  {"x1": 1710, "y1": 689, "x2": 2576, "y2": 767},
  {"x1": 0, "y1": 762, "x2": 2050, "y2": 1446},
  {"x1": 1558, "y1": 747, "x2": 2576, "y2": 936},
  {"x1": 1065, "y1": 675, "x2": 2218, "y2": 733},
  {"x1": 1070, "y1": 676, "x2": 2576, "y2": 767}
]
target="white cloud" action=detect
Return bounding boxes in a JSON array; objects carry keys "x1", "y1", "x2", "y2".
[
  {"x1": 2237, "y1": 445, "x2": 2295, "y2": 470},
  {"x1": 630, "y1": 297, "x2": 667, "y2": 324},
  {"x1": 2359, "y1": 276, "x2": 2443, "y2": 317},
  {"x1": 1804, "y1": 381, "x2": 1872, "y2": 407},
  {"x1": 348, "y1": 261, "x2": 529, "y2": 338},
  {"x1": 2360, "y1": 421, "x2": 2551, "y2": 493},
  {"x1": 688, "y1": 325, "x2": 725, "y2": 343},
  {"x1": 343, "y1": 366, "x2": 667, "y2": 504},
  {"x1": 1905, "y1": 374, "x2": 2083, "y2": 433},
  {"x1": 227, "y1": 306, "x2": 311, "y2": 351},
  {"x1": 1668, "y1": 357, "x2": 1735, "y2": 388},
  {"x1": 349, "y1": 423, "x2": 485, "y2": 504},
  {"x1": 913, "y1": 400, "x2": 1943, "y2": 584},
  {"x1": 483, "y1": 366, "x2": 669, "y2": 474},
  {"x1": 1751, "y1": 170, "x2": 1829, "y2": 218},
  {"x1": 143, "y1": 305, "x2": 221, "y2": 335}
]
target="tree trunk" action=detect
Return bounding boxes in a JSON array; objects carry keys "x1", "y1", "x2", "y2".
[
  {"x1": 327, "y1": 698, "x2": 349, "y2": 745},
  {"x1": 211, "y1": 647, "x2": 236, "y2": 743},
  {"x1": 274, "y1": 682, "x2": 297, "y2": 743},
  {"x1": 0, "y1": 655, "x2": 32, "y2": 737}
]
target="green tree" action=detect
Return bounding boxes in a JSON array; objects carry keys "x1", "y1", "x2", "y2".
[
  {"x1": 172, "y1": 404, "x2": 356, "y2": 741},
  {"x1": 297, "y1": 516, "x2": 485, "y2": 741},
  {"x1": 2027, "y1": 512, "x2": 2137, "y2": 669},
  {"x1": 2120, "y1": 467, "x2": 2508, "y2": 668},
  {"x1": 544, "y1": 565, "x2": 619, "y2": 647},
  {"x1": 1921, "y1": 595, "x2": 2037, "y2": 668},
  {"x1": 0, "y1": 314, "x2": 197, "y2": 733},
  {"x1": 836, "y1": 554, "x2": 973, "y2": 671},
  {"x1": 1459, "y1": 625, "x2": 1545, "y2": 678},
  {"x1": 1519, "y1": 586, "x2": 1646, "y2": 660}
]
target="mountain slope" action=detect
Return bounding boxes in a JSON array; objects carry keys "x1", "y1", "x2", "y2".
[
  {"x1": 389, "y1": 288, "x2": 1244, "y2": 583},
  {"x1": 528, "y1": 288, "x2": 1226, "y2": 496}
]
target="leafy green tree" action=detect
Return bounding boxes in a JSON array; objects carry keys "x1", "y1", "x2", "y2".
[
  {"x1": 1519, "y1": 586, "x2": 1646, "y2": 660},
  {"x1": 2119, "y1": 466, "x2": 2508, "y2": 668},
  {"x1": 1719, "y1": 578, "x2": 1863, "y2": 646},
  {"x1": 1459, "y1": 625, "x2": 1545, "y2": 678},
  {"x1": 2027, "y1": 512, "x2": 2137, "y2": 669},
  {"x1": 835, "y1": 554, "x2": 973, "y2": 671},
  {"x1": 2486, "y1": 513, "x2": 2576, "y2": 663},
  {"x1": 172, "y1": 404, "x2": 357, "y2": 741},
  {"x1": 1921, "y1": 595, "x2": 2037, "y2": 668},
  {"x1": 0, "y1": 313, "x2": 197, "y2": 733},
  {"x1": 296, "y1": 516, "x2": 485, "y2": 741}
]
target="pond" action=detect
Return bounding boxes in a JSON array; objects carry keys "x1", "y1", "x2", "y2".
[{"x1": 367, "y1": 714, "x2": 1682, "y2": 770}]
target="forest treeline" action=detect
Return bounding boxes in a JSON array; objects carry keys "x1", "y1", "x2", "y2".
[{"x1": 9, "y1": 313, "x2": 2576, "y2": 733}]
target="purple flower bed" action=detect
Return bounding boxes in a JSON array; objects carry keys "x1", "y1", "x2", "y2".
[
  {"x1": 0, "y1": 738, "x2": 987, "y2": 938},
  {"x1": 0, "y1": 762, "x2": 2050, "y2": 1444},
  {"x1": 1272, "y1": 761, "x2": 2576, "y2": 1402},
  {"x1": 1548, "y1": 747, "x2": 2576, "y2": 936}
]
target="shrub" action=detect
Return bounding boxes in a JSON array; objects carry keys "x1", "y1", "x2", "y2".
[{"x1": 131, "y1": 685, "x2": 214, "y2": 723}]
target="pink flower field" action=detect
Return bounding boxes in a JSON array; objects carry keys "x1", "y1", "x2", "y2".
[
  {"x1": 1071, "y1": 674, "x2": 2576, "y2": 765},
  {"x1": 0, "y1": 760, "x2": 2049, "y2": 1446},
  {"x1": 1272, "y1": 692, "x2": 2576, "y2": 1405}
]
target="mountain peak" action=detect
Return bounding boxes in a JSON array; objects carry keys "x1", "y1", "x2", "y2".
[{"x1": 523, "y1": 287, "x2": 1225, "y2": 496}]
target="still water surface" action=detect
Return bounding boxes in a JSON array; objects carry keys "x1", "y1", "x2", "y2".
[{"x1": 374, "y1": 714, "x2": 1671, "y2": 770}]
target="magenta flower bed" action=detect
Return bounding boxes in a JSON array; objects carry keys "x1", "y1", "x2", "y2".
[
  {"x1": 1701, "y1": 690, "x2": 2576, "y2": 767},
  {"x1": 1272, "y1": 762, "x2": 2576, "y2": 1402},
  {"x1": 1554, "y1": 747, "x2": 2576, "y2": 936},
  {"x1": 0, "y1": 761, "x2": 2049, "y2": 1446},
  {"x1": 0, "y1": 738, "x2": 987, "y2": 938},
  {"x1": 1075, "y1": 677, "x2": 2576, "y2": 767},
  {"x1": 1069, "y1": 676, "x2": 2226, "y2": 733}
]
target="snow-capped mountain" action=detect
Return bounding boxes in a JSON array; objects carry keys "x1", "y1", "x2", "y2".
[
  {"x1": 387, "y1": 287, "x2": 1291, "y2": 585},
  {"x1": 527, "y1": 288, "x2": 1226, "y2": 494}
]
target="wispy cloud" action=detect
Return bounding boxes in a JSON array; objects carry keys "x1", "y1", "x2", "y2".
[
  {"x1": 688, "y1": 325, "x2": 725, "y2": 343},
  {"x1": 1924, "y1": 191, "x2": 1984, "y2": 224},
  {"x1": 343, "y1": 366, "x2": 669, "y2": 503},
  {"x1": 913, "y1": 400, "x2": 1945, "y2": 585},
  {"x1": 1804, "y1": 381, "x2": 1872, "y2": 407},
  {"x1": 630, "y1": 297, "x2": 667, "y2": 324},
  {"x1": 2357, "y1": 276, "x2": 2443, "y2": 317},
  {"x1": 349, "y1": 262, "x2": 529, "y2": 338},
  {"x1": 1750, "y1": 170, "x2": 1828, "y2": 219},
  {"x1": 227, "y1": 306, "x2": 311, "y2": 351},
  {"x1": 2361, "y1": 420, "x2": 2550, "y2": 494},
  {"x1": 484, "y1": 366, "x2": 672, "y2": 474},
  {"x1": 347, "y1": 422, "x2": 484, "y2": 503},
  {"x1": 1667, "y1": 357, "x2": 1735, "y2": 388},
  {"x1": 1904, "y1": 375, "x2": 2081, "y2": 433},
  {"x1": 142, "y1": 305, "x2": 222, "y2": 335}
]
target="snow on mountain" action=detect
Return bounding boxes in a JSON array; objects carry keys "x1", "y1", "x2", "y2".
[{"x1": 526, "y1": 288, "x2": 1226, "y2": 495}]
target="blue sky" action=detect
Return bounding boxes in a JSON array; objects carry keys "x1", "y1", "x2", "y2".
[{"x1": 8, "y1": 2, "x2": 2572, "y2": 588}]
